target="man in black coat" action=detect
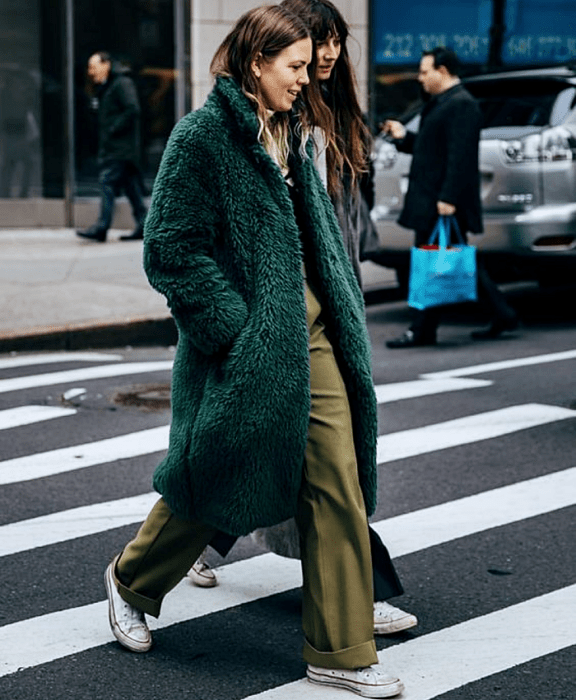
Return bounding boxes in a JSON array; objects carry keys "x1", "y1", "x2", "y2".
[
  {"x1": 384, "y1": 47, "x2": 517, "y2": 347},
  {"x1": 77, "y1": 52, "x2": 147, "y2": 242}
]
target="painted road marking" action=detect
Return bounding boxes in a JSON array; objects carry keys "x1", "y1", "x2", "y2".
[
  {"x1": 1, "y1": 466, "x2": 574, "y2": 559},
  {"x1": 0, "y1": 405, "x2": 76, "y2": 431},
  {"x1": 422, "y1": 348, "x2": 576, "y2": 379},
  {"x1": 1, "y1": 467, "x2": 574, "y2": 674},
  {"x1": 371, "y1": 466, "x2": 576, "y2": 557},
  {"x1": 0, "y1": 352, "x2": 123, "y2": 370},
  {"x1": 242, "y1": 585, "x2": 576, "y2": 700},
  {"x1": 1, "y1": 404, "x2": 573, "y2": 486},
  {"x1": 377, "y1": 403, "x2": 576, "y2": 464},
  {"x1": 0, "y1": 425, "x2": 170, "y2": 485},
  {"x1": 0, "y1": 361, "x2": 173, "y2": 395},
  {"x1": 374, "y1": 377, "x2": 492, "y2": 404},
  {"x1": 0, "y1": 492, "x2": 159, "y2": 556}
]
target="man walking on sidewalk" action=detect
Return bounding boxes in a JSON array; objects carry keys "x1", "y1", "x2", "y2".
[
  {"x1": 383, "y1": 47, "x2": 517, "y2": 347},
  {"x1": 77, "y1": 52, "x2": 147, "y2": 243}
]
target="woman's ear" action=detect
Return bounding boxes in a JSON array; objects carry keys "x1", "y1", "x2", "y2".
[{"x1": 251, "y1": 53, "x2": 262, "y2": 79}]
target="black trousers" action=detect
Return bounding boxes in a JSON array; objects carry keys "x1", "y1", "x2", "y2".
[
  {"x1": 96, "y1": 160, "x2": 147, "y2": 232},
  {"x1": 410, "y1": 228, "x2": 516, "y2": 340}
]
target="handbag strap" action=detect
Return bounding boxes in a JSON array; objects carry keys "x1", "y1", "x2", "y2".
[{"x1": 428, "y1": 215, "x2": 465, "y2": 247}]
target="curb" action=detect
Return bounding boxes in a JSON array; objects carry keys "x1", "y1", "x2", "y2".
[
  {"x1": 0, "y1": 288, "x2": 404, "y2": 355},
  {"x1": 0, "y1": 316, "x2": 178, "y2": 354}
]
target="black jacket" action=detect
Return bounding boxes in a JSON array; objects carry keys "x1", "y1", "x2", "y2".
[
  {"x1": 97, "y1": 68, "x2": 141, "y2": 166},
  {"x1": 396, "y1": 83, "x2": 483, "y2": 236}
]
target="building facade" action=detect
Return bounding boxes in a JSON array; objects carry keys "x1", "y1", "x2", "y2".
[
  {"x1": 0, "y1": 0, "x2": 573, "y2": 228},
  {"x1": 0, "y1": 0, "x2": 367, "y2": 229}
]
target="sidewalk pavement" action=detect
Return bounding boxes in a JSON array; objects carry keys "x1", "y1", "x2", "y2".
[
  {"x1": 0, "y1": 228, "x2": 398, "y2": 354},
  {"x1": 0, "y1": 228, "x2": 176, "y2": 354}
]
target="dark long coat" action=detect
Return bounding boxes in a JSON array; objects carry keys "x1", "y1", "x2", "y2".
[
  {"x1": 397, "y1": 83, "x2": 483, "y2": 237},
  {"x1": 143, "y1": 77, "x2": 378, "y2": 537},
  {"x1": 97, "y1": 68, "x2": 141, "y2": 166}
]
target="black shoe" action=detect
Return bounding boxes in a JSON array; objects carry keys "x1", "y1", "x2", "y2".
[
  {"x1": 120, "y1": 224, "x2": 144, "y2": 241},
  {"x1": 471, "y1": 316, "x2": 518, "y2": 340},
  {"x1": 76, "y1": 226, "x2": 107, "y2": 242},
  {"x1": 386, "y1": 330, "x2": 436, "y2": 349}
]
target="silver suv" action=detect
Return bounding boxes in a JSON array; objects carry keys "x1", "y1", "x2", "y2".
[{"x1": 370, "y1": 66, "x2": 576, "y2": 288}]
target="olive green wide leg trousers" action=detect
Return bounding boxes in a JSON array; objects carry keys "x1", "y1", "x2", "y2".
[{"x1": 113, "y1": 282, "x2": 377, "y2": 669}]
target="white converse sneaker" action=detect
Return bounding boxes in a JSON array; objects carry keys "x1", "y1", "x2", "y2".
[
  {"x1": 307, "y1": 664, "x2": 404, "y2": 698},
  {"x1": 373, "y1": 602, "x2": 418, "y2": 635},
  {"x1": 187, "y1": 550, "x2": 218, "y2": 588},
  {"x1": 104, "y1": 561, "x2": 152, "y2": 652}
]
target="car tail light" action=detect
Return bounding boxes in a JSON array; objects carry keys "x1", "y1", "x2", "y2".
[{"x1": 502, "y1": 127, "x2": 576, "y2": 163}]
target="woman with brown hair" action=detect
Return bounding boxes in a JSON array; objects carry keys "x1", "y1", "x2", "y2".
[
  {"x1": 103, "y1": 5, "x2": 403, "y2": 697},
  {"x1": 194, "y1": 0, "x2": 416, "y2": 645}
]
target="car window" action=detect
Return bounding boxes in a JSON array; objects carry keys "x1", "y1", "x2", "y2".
[
  {"x1": 404, "y1": 114, "x2": 420, "y2": 131},
  {"x1": 551, "y1": 88, "x2": 576, "y2": 125},
  {"x1": 466, "y1": 79, "x2": 566, "y2": 128}
]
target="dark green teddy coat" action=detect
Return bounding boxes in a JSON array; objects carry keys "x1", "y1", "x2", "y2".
[{"x1": 143, "y1": 76, "x2": 378, "y2": 537}]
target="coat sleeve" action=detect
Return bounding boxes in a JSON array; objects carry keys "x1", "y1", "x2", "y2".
[
  {"x1": 108, "y1": 76, "x2": 140, "y2": 136},
  {"x1": 143, "y1": 119, "x2": 248, "y2": 356},
  {"x1": 438, "y1": 98, "x2": 481, "y2": 206},
  {"x1": 394, "y1": 130, "x2": 416, "y2": 154}
]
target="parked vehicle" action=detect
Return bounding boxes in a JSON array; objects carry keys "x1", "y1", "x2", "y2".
[{"x1": 370, "y1": 65, "x2": 576, "y2": 288}]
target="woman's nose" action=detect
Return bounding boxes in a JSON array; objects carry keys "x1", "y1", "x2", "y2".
[{"x1": 326, "y1": 40, "x2": 339, "y2": 58}]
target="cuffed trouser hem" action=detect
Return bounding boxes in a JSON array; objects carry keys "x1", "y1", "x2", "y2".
[
  {"x1": 113, "y1": 560, "x2": 162, "y2": 618},
  {"x1": 303, "y1": 638, "x2": 378, "y2": 669},
  {"x1": 112, "y1": 497, "x2": 216, "y2": 619}
]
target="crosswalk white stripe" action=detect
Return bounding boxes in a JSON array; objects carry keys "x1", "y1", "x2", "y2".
[
  {"x1": 372, "y1": 466, "x2": 576, "y2": 558},
  {"x1": 0, "y1": 361, "x2": 173, "y2": 395},
  {"x1": 0, "y1": 352, "x2": 123, "y2": 370},
  {"x1": 0, "y1": 405, "x2": 76, "y2": 431},
  {"x1": 0, "y1": 353, "x2": 572, "y2": 689},
  {"x1": 374, "y1": 377, "x2": 492, "y2": 404},
  {"x1": 0, "y1": 554, "x2": 301, "y2": 677},
  {"x1": 0, "y1": 492, "x2": 159, "y2": 556},
  {"x1": 243, "y1": 585, "x2": 576, "y2": 700},
  {"x1": 1, "y1": 403, "x2": 573, "y2": 486},
  {"x1": 2, "y1": 466, "x2": 575, "y2": 559},
  {"x1": 0, "y1": 425, "x2": 170, "y2": 485},
  {"x1": 422, "y1": 348, "x2": 576, "y2": 379},
  {"x1": 377, "y1": 403, "x2": 576, "y2": 464},
  {"x1": 1, "y1": 467, "x2": 574, "y2": 675}
]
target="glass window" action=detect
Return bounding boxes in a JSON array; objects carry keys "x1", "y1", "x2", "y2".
[
  {"x1": 74, "y1": 0, "x2": 181, "y2": 197},
  {"x1": 0, "y1": 0, "x2": 42, "y2": 198},
  {"x1": 467, "y1": 79, "x2": 565, "y2": 127}
]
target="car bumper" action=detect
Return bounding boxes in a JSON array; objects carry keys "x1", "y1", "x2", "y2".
[
  {"x1": 373, "y1": 204, "x2": 576, "y2": 254},
  {"x1": 371, "y1": 205, "x2": 576, "y2": 281}
]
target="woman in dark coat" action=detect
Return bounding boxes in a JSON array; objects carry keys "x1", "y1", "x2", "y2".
[{"x1": 103, "y1": 6, "x2": 403, "y2": 697}]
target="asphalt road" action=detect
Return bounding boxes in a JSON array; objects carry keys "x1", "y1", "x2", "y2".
[{"x1": 0, "y1": 285, "x2": 575, "y2": 700}]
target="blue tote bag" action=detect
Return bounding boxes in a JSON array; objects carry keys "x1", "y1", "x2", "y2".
[{"x1": 408, "y1": 216, "x2": 477, "y2": 310}]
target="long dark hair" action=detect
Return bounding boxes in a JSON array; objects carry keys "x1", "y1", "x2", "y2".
[{"x1": 281, "y1": 0, "x2": 369, "y2": 196}]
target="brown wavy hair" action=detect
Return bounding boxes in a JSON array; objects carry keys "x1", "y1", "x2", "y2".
[
  {"x1": 280, "y1": 0, "x2": 370, "y2": 195},
  {"x1": 210, "y1": 5, "x2": 313, "y2": 138}
]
